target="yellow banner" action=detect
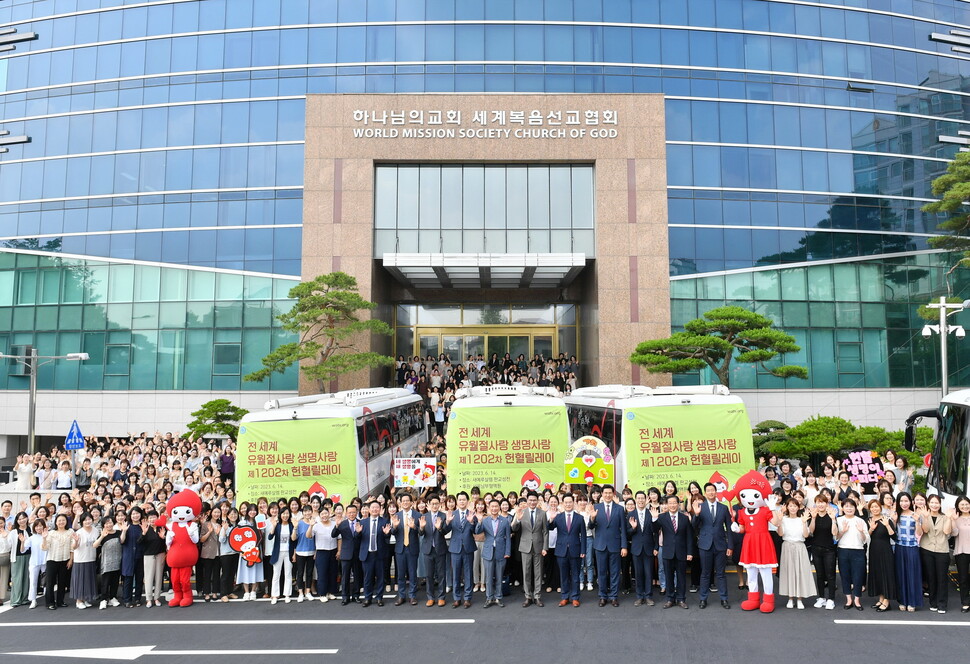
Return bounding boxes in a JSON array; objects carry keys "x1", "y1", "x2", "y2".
[
  {"x1": 236, "y1": 418, "x2": 357, "y2": 504},
  {"x1": 448, "y1": 405, "x2": 568, "y2": 494},
  {"x1": 623, "y1": 404, "x2": 754, "y2": 494}
]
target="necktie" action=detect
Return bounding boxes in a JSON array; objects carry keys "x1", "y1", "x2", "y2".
[
  {"x1": 430, "y1": 513, "x2": 436, "y2": 549},
  {"x1": 370, "y1": 519, "x2": 377, "y2": 552},
  {"x1": 567, "y1": 512, "x2": 572, "y2": 532},
  {"x1": 403, "y1": 511, "x2": 409, "y2": 547},
  {"x1": 530, "y1": 510, "x2": 534, "y2": 527},
  {"x1": 710, "y1": 503, "x2": 716, "y2": 519},
  {"x1": 672, "y1": 514, "x2": 678, "y2": 534},
  {"x1": 606, "y1": 504, "x2": 611, "y2": 522}
]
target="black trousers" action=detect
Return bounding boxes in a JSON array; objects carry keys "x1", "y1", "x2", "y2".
[
  {"x1": 921, "y1": 548, "x2": 949, "y2": 611},
  {"x1": 956, "y1": 553, "x2": 970, "y2": 608},
  {"x1": 197, "y1": 558, "x2": 219, "y2": 595},
  {"x1": 812, "y1": 546, "x2": 837, "y2": 600},
  {"x1": 295, "y1": 554, "x2": 314, "y2": 591},
  {"x1": 99, "y1": 569, "x2": 120, "y2": 602},
  {"x1": 340, "y1": 559, "x2": 361, "y2": 600},
  {"x1": 219, "y1": 553, "x2": 238, "y2": 597},
  {"x1": 45, "y1": 559, "x2": 70, "y2": 607},
  {"x1": 663, "y1": 557, "x2": 688, "y2": 602},
  {"x1": 424, "y1": 550, "x2": 447, "y2": 600}
]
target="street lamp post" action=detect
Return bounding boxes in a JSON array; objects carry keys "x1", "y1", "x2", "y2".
[
  {"x1": 922, "y1": 296, "x2": 970, "y2": 399},
  {"x1": 0, "y1": 349, "x2": 89, "y2": 455}
]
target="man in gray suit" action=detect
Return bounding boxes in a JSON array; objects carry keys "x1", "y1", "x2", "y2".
[
  {"x1": 510, "y1": 491, "x2": 549, "y2": 607},
  {"x1": 475, "y1": 499, "x2": 512, "y2": 607}
]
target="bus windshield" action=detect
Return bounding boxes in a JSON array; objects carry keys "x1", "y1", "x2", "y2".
[{"x1": 930, "y1": 403, "x2": 970, "y2": 497}]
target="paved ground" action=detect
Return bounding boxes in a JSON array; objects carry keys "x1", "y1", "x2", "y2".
[{"x1": 0, "y1": 581, "x2": 965, "y2": 663}]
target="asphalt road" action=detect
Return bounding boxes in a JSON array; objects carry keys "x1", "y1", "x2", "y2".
[{"x1": 0, "y1": 583, "x2": 965, "y2": 664}]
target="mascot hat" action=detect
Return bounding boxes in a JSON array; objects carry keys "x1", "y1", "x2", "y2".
[
  {"x1": 166, "y1": 489, "x2": 202, "y2": 519},
  {"x1": 723, "y1": 470, "x2": 772, "y2": 503}
]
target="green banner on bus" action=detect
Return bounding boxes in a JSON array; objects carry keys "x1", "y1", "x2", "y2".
[
  {"x1": 448, "y1": 405, "x2": 568, "y2": 494},
  {"x1": 237, "y1": 418, "x2": 357, "y2": 504},
  {"x1": 622, "y1": 403, "x2": 754, "y2": 494}
]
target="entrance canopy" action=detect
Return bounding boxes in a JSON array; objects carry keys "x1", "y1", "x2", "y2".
[{"x1": 381, "y1": 253, "x2": 587, "y2": 289}]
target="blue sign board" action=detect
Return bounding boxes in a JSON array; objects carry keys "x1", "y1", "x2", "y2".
[{"x1": 65, "y1": 419, "x2": 85, "y2": 450}]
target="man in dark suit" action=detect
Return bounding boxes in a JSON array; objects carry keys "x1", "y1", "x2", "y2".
[
  {"x1": 692, "y1": 482, "x2": 732, "y2": 609},
  {"x1": 444, "y1": 491, "x2": 478, "y2": 608},
  {"x1": 549, "y1": 493, "x2": 587, "y2": 607},
  {"x1": 358, "y1": 500, "x2": 391, "y2": 606},
  {"x1": 627, "y1": 490, "x2": 658, "y2": 606},
  {"x1": 391, "y1": 492, "x2": 421, "y2": 606},
  {"x1": 419, "y1": 494, "x2": 448, "y2": 607},
  {"x1": 588, "y1": 484, "x2": 628, "y2": 607},
  {"x1": 475, "y1": 499, "x2": 512, "y2": 607},
  {"x1": 653, "y1": 494, "x2": 695, "y2": 609},
  {"x1": 331, "y1": 504, "x2": 362, "y2": 605},
  {"x1": 510, "y1": 491, "x2": 549, "y2": 607}
]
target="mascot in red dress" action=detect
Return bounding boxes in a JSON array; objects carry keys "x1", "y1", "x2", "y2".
[
  {"x1": 164, "y1": 490, "x2": 202, "y2": 607},
  {"x1": 725, "y1": 470, "x2": 781, "y2": 613}
]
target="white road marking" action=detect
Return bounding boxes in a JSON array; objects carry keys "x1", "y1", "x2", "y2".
[
  {"x1": 3, "y1": 646, "x2": 338, "y2": 660},
  {"x1": 0, "y1": 618, "x2": 475, "y2": 628},
  {"x1": 835, "y1": 619, "x2": 970, "y2": 626}
]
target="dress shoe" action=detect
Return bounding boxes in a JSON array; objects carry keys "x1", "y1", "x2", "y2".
[
  {"x1": 572, "y1": 600, "x2": 580, "y2": 608},
  {"x1": 377, "y1": 600, "x2": 384, "y2": 607},
  {"x1": 394, "y1": 598, "x2": 405, "y2": 606},
  {"x1": 522, "y1": 599, "x2": 533, "y2": 608},
  {"x1": 463, "y1": 600, "x2": 472, "y2": 608},
  {"x1": 611, "y1": 599, "x2": 619, "y2": 607},
  {"x1": 634, "y1": 599, "x2": 644, "y2": 606},
  {"x1": 497, "y1": 600, "x2": 505, "y2": 607},
  {"x1": 341, "y1": 600, "x2": 349, "y2": 606},
  {"x1": 535, "y1": 599, "x2": 544, "y2": 607},
  {"x1": 438, "y1": 599, "x2": 446, "y2": 607},
  {"x1": 598, "y1": 599, "x2": 606, "y2": 607},
  {"x1": 410, "y1": 598, "x2": 417, "y2": 605},
  {"x1": 646, "y1": 598, "x2": 655, "y2": 606},
  {"x1": 679, "y1": 601, "x2": 689, "y2": 609},
  {"x1": 362, "y1": 600, "x2": 371, "y2": 607},
  {"x1": 559, "y1": 599, "x2": 569, "y2": 607},
  {"x1": 426, "y1": 599, "x2": 435, "y2": 607},
  {"x1": 699, "y1": 600, "x2": 707, "y2": 609},
  {"x1": 721, "y1": 600, "x2": 730, "y2": 609},
  {"x1": 453, "y1": 601, "x2": 461, "y2": 608},
  {"x1": 663, "y1": 601, "x2": 675, "y2": 609}
]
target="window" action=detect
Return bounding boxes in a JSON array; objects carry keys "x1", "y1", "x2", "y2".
[
  {"x1": 105, "y1": 344, "x2": 131, "y2": 375},
  {"x1": 212, "y1": 343, "x2": 241, "y2": 375}
]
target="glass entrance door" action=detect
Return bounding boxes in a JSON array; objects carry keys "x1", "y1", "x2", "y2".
[{"x1": 411, "y1": 327, "x2": 559, "y2": 362}]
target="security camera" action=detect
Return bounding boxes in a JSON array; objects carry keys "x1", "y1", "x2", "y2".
[
  {"x1": 956, "y1": 327, "x2": 966, "y2": 340},
  {"x1": 922, "y1": 325, "x2": 933, "y2": 338}
]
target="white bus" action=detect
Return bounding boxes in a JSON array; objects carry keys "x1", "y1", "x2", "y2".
[
  {"x1": 447, "y1": 385, "x2": 568, "y2": 493},
  {"x1": 565, "y1": 385, "x2": 754, "y2": 491},
  {"x1": 246, "y1": 388, "x2": 428, "y2": 498},
  {"x1": 905, "y1": 391, "x2": 970, "y2": 509}
]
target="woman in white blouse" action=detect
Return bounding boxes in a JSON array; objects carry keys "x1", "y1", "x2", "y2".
[{"x1": 836, "y1": 499, "x2": 870, "y2": 611}]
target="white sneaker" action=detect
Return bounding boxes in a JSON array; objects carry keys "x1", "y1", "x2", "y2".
[
  {"x1": 109, "y1": 598, "x2": 121, "y2": 607},
  {"x1": 587, "y1": 583, "x2": 593, "y2": 591},
  {"x1": 76, "y1": 602, "x2": 87, "y2": 610},
  {"x1": 99, "y1": 600, "x2": 107, "y2": 610},
  {"x1": 297, "y1": 594, "x2": 304, "y2": 603},
  {"x1": 797, "y1": 600, "x2": 805, "y2": 610},
  {"x1": 84, "y1": 601, "x2": 92, "y2": 607},
  {"x1": 145, "y1": 602, "x2": 151, "y2": 609},
  {"x1": 271, "y1": 597, "x2": 278, "y2": 605},
  {"x1": 930, "y1": 606, "x2": 938, "y2": 612},
  {"x1": 320, "y1": 596, "x2": 328, "y2": 603},
  {"x1": 825, "y1": 599, "x2": 835, "y2": 610},
  {"x1": 285, "y1": 596, "x2": 291, "y2": 604},
  {"x1": 327, "y1": 593, "x2": 336, "y2": 600},
  {"x1": 939, "y1": 609, "x2": 947, "y2": 614},
  {"x1": 786, "y1": 599, "x2": 794, "y2": 609},
  {"x1": 29, "y1": 600, "x2": 37, "y2": 609},
  {"x1": 814, "y1": 597, "x2": 825, "y2": 608}
]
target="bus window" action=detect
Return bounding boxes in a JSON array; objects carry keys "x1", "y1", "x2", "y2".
[
  {"x1": 569, "y1": 406, "x2": 622, "y2": 456},
  {"x1": 934, "y1": 405, "x2": 970, "y2": 497}
]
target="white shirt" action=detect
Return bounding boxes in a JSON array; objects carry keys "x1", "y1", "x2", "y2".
[{"x1": 311, "y1": 521, "x2": 338, "y2": 550}]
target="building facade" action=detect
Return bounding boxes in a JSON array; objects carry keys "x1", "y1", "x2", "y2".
[{"x1": 2, "y1": 0, "x2": 970, "y2": 453}]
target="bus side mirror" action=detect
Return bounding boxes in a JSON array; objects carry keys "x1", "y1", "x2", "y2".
[{"x1": 903, "y1": 424, "x2": 916, "y2": 453}]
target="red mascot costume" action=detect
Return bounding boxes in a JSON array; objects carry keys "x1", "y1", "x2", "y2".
[
  {"x1": 164, "y1": 489, "x2": 202, "y2": 607},
  {"x1": 723, "y1": 470, "x2": 781, "y2": 613}
]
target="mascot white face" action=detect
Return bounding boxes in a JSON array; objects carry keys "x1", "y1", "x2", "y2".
[
  {"x1": 170, "y1": 504, "x2": 196, "y2": 524},
  {"x1": 738, "y1": 488, "x2": 766, "y2": 510}
]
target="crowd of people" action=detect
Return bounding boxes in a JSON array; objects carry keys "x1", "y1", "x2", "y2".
[{"x1": 1, "y1": 435, "x2": 967, "y2": 616}]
